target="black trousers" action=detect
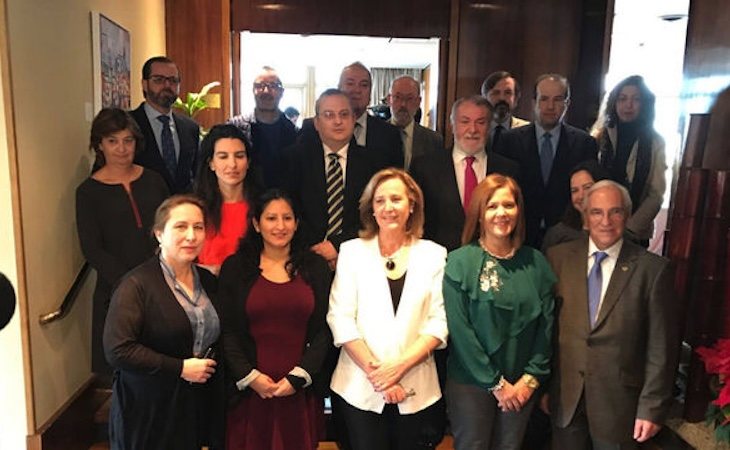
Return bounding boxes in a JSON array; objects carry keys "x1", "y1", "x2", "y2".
[{"x1": 333, "y1": 393, "x2": 444, "y2": 450}]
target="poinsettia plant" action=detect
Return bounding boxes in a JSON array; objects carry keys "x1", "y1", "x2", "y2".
[{"x1": 696, "y1": 339, "x2": 730, "y2": 442}]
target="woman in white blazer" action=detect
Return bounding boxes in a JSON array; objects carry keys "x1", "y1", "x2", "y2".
[{"x1": 327, "y1": 168, "x2": 448, "y2": 450}]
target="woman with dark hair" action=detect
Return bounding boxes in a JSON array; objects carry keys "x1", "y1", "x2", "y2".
[
  {"x1": 541, "y1": 160, "x2": 609, "y2": 252},
  {"x1": 76, "y1": 107, "x2": 168, "y2": 374},
  {"x1": 328, "y1": 168, "x2": 448, "y2": 450},
  {"x1": 194, "y1": 123, "x2": 258, "y2": 275},
  {"x1": 219, "y1": 189, "x2": 332, "y2": 450},
  {"x1": 104, "y1": 194, "x2": 224, "y2": 450},
  {"x1": 591, "y1": 75, "x2": 666, "y2": 247},
  {"x1": 444, "y1": 174, "x2": 555, "y2": 450}
]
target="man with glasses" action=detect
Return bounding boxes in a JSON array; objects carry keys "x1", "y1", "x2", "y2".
[
  {"x1": 546, "y1": 180, "x2": 678, "y2": 450},
  {"x1": 494, "y1": 73, "x2": 597, "y2": 248},
  {"x1": 285, "y1": 89, "x2": 378, "y2": 268},
  {"x1": 228, "y1": 66, "x2": 297, "y2": 189},
  {"x1": 388, "y1": 75, "x2": 443, "y2": 171},
  {"x1": 131, "y1": 56, "x2": 200, "y2": 193}
]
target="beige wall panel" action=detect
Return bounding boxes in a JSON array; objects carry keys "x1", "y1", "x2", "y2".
[{"x1": 5, "y1": 0, "x2": 165, "y2": 430}]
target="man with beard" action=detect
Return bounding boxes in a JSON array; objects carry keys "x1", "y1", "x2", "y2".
[
  {"x1": 410, "y1": 96, "x2": 520, "y2": 252},
  {"x1": 481, "y1": 71, "x2": 530, "y2": 150},
  {"x1": 387, "y1": 75, "x2": 443, "y2": 170},
  {"x1": 228, "y1": 66, "x2": 297, "y2": 189},
  {"x1": 131, "y1": 56, "x2": 200, "y2": 193},
  {"x1": 494, "y1": 73, "x2": 597, "y2": 248}
]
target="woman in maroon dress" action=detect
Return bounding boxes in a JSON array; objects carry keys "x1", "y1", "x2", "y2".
[{"x1": 219, "y1": 189, "x2": 332, "y2": 450}]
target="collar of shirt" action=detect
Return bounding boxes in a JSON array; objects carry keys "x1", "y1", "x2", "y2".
[
  {"x1": 158, "y1": 255, "x2": 202, "y2": 305},
  {"x1": 453, "y1": 144, "x2": 487, "y2": 165},
  {"x1": 323, "y1": 142, "x2": 350, "y2": 179},
  {"x1": 491, "y1": 117, "x2": 511, "y2": 130},
  {"x1": 144, "y1": 102, "x2": 174, "y2": 125},
  {"x1": 587, "y1": 237, "x2": 623, "y2": 269},
  {"x1": 535, "y1": 122, "x2": 561, "y2": 153}
]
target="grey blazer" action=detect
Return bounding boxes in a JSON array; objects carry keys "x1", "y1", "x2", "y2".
[{"x1": 546, "y1": 238, "x2": 679, "y2": 443}]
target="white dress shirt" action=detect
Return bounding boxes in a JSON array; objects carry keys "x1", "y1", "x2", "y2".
[
  {"x1": 587, "y1": 238, "x2": 624, "y2": 316},
  {"x1": 452, "y1": 146, "x2": 487, "y2": 205}
]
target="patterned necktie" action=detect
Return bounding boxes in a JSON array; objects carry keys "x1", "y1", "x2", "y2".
[
  {"x1": 463, "y1": 156, "x2": 477, "y2": 211},
  {"x1": 587, "y1": 251, "x2": 608, "y2": 328},
  {"x1": 540, "y1": 132, "x2": 554, "y2": 184},
  {"x1": 157, "y1": 115, "x2": 177, "y2": 177},
  {"x1": 326, "y1": 153, "x2": 344, "y2": 239}
]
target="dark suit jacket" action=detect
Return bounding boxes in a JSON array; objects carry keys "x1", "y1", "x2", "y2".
[
  {"x1": 131, "y1": 103, "x2": 200, "y2": 194},
  {"x1": 410, "y1": 148, "x2": 520, "y2": 251},
  {"x1": 300, "y1": 114, "x2": 404, "y2": 169},
  {"x1": 546, "y1": 238, "x2": 679, "y2": 443},
  {"x1": 410, "y1": 123, "x2": 444, "y2": 170},
  {"x1": 284, "y1": 135, "x2": 378, "y2": 249},
  {"x1": 495, "y1": 122, "x2": 597, "y2": 248}
]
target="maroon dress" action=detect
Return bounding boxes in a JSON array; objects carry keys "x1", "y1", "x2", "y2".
[{"x1": 226, "y1": 275, "x2": 324, "y2": 450}]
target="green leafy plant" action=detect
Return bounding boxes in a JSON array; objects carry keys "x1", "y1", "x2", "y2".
[{"x1": 173, "y1": 81, "x2": 221, "y2": 118}]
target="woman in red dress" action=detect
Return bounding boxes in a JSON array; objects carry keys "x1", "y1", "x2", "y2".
[
  {"x1": 195, "y1": 124, "x2": 259, "y2": 275},
  {"x1": 219, "y1": 189, "x2": 332, "y2": 450}
]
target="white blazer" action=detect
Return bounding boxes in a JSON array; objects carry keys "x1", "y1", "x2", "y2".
[{"x1": 328, "y1": 237, "x2": 448, "y2": 414}]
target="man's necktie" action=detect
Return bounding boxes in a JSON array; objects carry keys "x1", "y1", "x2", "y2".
[
  {"x1": 540, "y1": 132, "x2": 554, "y2": 184},
  {"x1": 491, "y1": 124, "x2": 504, "y2": 149},
  {"x1": 354, "y1": 122, "x2": 365, "y2": 146},
  {"x1": 157, "y1": 115, "x2": 177, "y2": 177},
  {"x1": 326, "y1": 153, "x2": 344, "y2": 239},
  {"x1": 463, "y1": 156, "x2": 477, "y2": 211},
  {"x1": 588, "y1": 251, "x2": 608, "y2": 328}
]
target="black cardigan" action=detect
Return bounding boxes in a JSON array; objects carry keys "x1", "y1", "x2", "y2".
[
  {"x1": 103, "y1": 257, "x2": 224, "y2": 450},
  {"x1": 218, "y1": 249, "x2": 333, "y2": 398}
]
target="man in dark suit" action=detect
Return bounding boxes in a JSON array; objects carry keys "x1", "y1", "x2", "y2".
[
  {"x1": 546, "y1": 180, "x2": 679, "y2": 450},
  {"x1": 480, "y1": 70, "x2": 530, "y2": 148},
  {"x1": 130, "y1": 56, "x2": 200, "y2": 194},
  {"x1": 387, "y1": 75, "x2": 443, "y2": 170},
  {"x1": 410, "y1": 95, "x2": 519, "y2": 252},
  {"x1": 494, "y1": 73, "x2": 597, "y2": 248},
  {"x1": 300, "y1": 62, "x2": 403, "y2": 169},
  {"x1": 285, "y1": 88, "x2": 378, "y2": 267}
]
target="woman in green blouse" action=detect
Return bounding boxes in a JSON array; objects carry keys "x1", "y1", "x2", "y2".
[{"x1": 444, "y1": 174, "x2": 556, "y2": 450}]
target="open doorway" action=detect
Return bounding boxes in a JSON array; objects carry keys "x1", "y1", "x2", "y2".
[
  {"x1": 236, "y1": 32, "x2": 440, "y2": 129},
  {"x1": 603, "y1": 0, "x2": 690, "y2": 253}
]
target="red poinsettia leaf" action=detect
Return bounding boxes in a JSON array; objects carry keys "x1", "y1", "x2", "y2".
[
  {"x1": 697, "y1": 341, "x2": 730, "y2": 375},
  {"x1": 713, "y1": 383, "x2": 730, "y2": 407}
]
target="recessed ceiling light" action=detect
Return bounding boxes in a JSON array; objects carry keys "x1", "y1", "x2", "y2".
[
  {"x1": 470, "y1": 3, "x2": 500, "y2": 10},
  {"x1": 257, "y1": 3, "x2": 287, "y2": 11}
]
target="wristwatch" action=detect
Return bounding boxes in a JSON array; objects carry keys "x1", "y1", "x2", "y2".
[{"x1": 520, "y1": 374, "x2": 540, "y2": 389}]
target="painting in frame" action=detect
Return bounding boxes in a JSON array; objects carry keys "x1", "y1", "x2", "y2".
[{"x1": 91, "y1": 12, "x2": 131, "y2": 112}]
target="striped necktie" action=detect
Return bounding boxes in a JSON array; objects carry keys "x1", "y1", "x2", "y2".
[{"x1": 326, "y1": 153, "x2": 344, "y2": 239}]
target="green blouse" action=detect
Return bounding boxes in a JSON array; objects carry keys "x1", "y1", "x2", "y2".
[{"x1": 444, "y1": 243, "x2": 556, "y2": 390}]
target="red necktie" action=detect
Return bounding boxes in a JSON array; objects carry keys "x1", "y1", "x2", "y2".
[{"x1": 463, "y1": 156, "x2": 477, "y2": 211}]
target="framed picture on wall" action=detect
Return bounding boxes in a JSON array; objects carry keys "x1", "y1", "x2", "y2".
[{"x1": 91, "y1": 12, "x2": 131, "y2": 112}]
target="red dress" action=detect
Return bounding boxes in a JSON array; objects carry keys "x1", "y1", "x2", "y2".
[
  {"x1": 198, "y1": 201, "x2": 248, "y2": 266},
  {"x1": 226, "y1": 275, "x2": 324, "y2": 450}
]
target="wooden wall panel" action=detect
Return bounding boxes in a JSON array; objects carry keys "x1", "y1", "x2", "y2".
[
  {"x1": 165, "y1": 0, "x2": 231, "y2": 129},
  {"x1": 231, "y1": 0, "x2": 450, "y2": 38}
]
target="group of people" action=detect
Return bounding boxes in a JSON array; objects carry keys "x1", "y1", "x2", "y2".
[{"x1": 74, "y1": 55, "x2": 679, "y2": 450}]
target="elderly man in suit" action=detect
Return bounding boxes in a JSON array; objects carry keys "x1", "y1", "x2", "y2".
[
  {"x1": 481, "y1": 70, "x2": 530, "y2": 148},
  {"x1": 387, "y1": 75, "x2": 443, "y2": 170},
  {"x1": 410, "y1": 95, "x2": 519, "y2": 252},
  {"x1": 494, "y1": 73, "x2": 597, "y2": 248},
  {"x1": 546, "y1": 180, "x2": 679, "y2": 450},
  {"x1": 130, "y1": 56, "x2": 200, "y2": 194}
]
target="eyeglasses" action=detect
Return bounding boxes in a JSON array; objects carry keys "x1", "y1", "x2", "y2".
[
  {"x1": 254, "y1": 82, "x2": 283, "y2": 92},
  {"x1": 148, "y1": 75, "x2": 181, "y2": 85},
  {"x1": 318, "y1": 110, "x2": 352, "y2": 121}
]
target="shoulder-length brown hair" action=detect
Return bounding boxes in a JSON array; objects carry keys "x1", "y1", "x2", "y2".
[
  {"x1": 461, "y1": 173, "x2": 525, "y2": 248},
  {"x1": 359, "y1": 168, "x2": 425, "y2": 240}
]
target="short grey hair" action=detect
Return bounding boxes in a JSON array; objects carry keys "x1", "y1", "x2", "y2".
[
  {"x1": 583, "y1": 179, "x2": 632, "y2": 217},
  {"x1": 389, "y1": 75, "x2": 420, "y2": 95},
  {"x1": 449, "y1": 95, "x2": 491, "y2": 125},
  {"x1": 338, "y1": 61, "x2": 372, "y2": 87}
]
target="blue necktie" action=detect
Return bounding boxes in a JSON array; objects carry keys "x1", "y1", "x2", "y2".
[
  {"x1": 540, "y1": 132, "x2": 553, "y2": 184},
  {"x1": 588, "y1": 251, "x2": 608, "y2": 328},
  {"x1": 157, "y1": 115, "x2": 177, "y2": 178}
]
